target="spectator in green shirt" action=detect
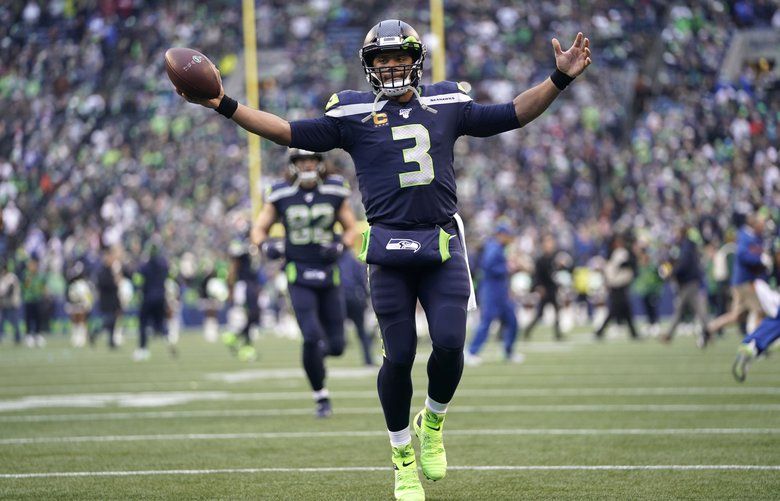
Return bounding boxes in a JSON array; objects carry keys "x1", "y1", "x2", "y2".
[
  {"x1": 633, "y1": 244, "x2": 664, "y2": 337},
  {"x1": 22, "y1": 258, "x2": 47, "y2": 347}
]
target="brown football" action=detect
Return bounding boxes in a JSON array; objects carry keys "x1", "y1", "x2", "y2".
[{"x1": 164, "y1": 48, "x2": 221, "y2": 99}]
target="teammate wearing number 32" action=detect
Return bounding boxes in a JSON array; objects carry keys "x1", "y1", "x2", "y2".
[
  {"x1": 251, "y1": 149, "x2": 357, "y2": 419},
  {"x1": 179, "y1": 19, "x2": 592, "y2": 501}
]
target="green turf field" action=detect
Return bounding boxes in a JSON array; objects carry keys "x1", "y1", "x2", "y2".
[{"x1": 1, "y1": 327, "x2": 778, "y2": 500}]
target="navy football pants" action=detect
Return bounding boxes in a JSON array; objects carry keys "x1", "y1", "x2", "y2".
[
  {"x1": 288, "y1": 284, "x2": 345, "y2": 392},
  {"x1": 139, "y1": 300, "x2": 166, "y2": 349},
  {"x1": 468, "y1": 290, "x2": 518, "y2": 357},
  {"x1": 370, "y1": 236, "x2": 471, "y2": 432}
]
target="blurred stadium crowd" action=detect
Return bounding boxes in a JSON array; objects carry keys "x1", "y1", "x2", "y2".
[{"x1": 1, "y1": 1, "x2": 779, "y2": 352}]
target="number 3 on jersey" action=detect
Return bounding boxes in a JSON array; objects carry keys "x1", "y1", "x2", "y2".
[{"x1": 392, "y1": 124, "x2": 434, "y2": 188}]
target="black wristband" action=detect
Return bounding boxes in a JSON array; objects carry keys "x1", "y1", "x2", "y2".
[
  {"x1": 550, "y1": 68, "x2": 575, "y2": 91},
  {"x1": 215, "y1": 95, "x2": 238, "y2": 118}
]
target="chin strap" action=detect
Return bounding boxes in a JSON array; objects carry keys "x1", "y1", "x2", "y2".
[
  {"x1": 409, "y1": 86, "x2": 437, "y2": 115},
  {"x1": 361, "y1": 89, "x2": 388, "y2": 123},
  {"x1": 361, "y1": 87, "x2": 437, "y2": 123}
]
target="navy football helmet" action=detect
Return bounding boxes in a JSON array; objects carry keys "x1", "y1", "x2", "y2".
[
  {"x1": 359, "y1": 19, "x2": 426, "y2": 96},
  {"x1": 288, "y1": 148, "x2": 324, "y2": 184}
]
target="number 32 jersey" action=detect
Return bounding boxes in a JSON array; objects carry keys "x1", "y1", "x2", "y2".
[
  {"x1": 267, "y1": 176, "x2": 350, "y2": 265},
  {"x1": 289, "y1": 81, "x2": 520, "y2": 228}
]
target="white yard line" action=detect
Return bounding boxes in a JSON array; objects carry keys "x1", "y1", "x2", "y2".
[
  {"x1": 1, "y1": 403, "x2": 779, "y2": 423},
  {"x1": 1, "y1": 386, "x2": 779, "y2": 413},
  {"x1": 2, "y1": 428, "x2": 779, "y2": 446},
  {"x1": 1, "y1": 465, "x2": 779, "y2": 479}
]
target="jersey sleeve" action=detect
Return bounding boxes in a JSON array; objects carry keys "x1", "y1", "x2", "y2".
[
  {"x1": 289, "y1": 116, "x2": 346, "y2": 152},
  {"x1": 458, "y1": 101, "x2": 521, "y2": 137},
  {"x1": 289, "y1": 92, "x2": 353, "y2": 151}
]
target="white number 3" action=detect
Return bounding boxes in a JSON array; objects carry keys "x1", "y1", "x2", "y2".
[{"x1": 392, "y1": 124, "x2": 435, "y2": 188}]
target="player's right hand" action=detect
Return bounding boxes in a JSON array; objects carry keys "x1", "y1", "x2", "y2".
[
  {"x1": 261, "y1": 240, "x2": 285, "y2": 260},
  {"x1": 552, "y1": 32, "x2": 591, "y2": 78}
]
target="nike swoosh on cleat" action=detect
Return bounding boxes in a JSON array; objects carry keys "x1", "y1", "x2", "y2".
[
  {"x1": 402, "y1": 460, "x2": 415, "y2": 467},
  {"x1": 426, "y1": 425, "x2": 441, "y2": 431}
]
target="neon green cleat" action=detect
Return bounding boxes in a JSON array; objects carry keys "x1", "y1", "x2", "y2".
[
  {"x1": 413, "y1": 409, "x2": 447, "y2": 481},
  {"x1": 392, "y1": 443, "x2": 425, "y2": 500},
  {"x1": 221, "y1": 331, "x2": 238, "y2": 348},
  {"x1": 237, "y1": 345, "x2": 257, "y2": 362},
  {"x1": 732, "y1": 342, "x2": 757, "y2": 383}
]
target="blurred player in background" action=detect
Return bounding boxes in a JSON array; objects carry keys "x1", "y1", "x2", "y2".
[
  {"x1": 524, "y1": 234, "x2": 563, "y2": 341},
  {"x1": 659, "y1": 226, "x2": 711, "y2": 347},
  {"x1": 466, "y1": 223, "x2": 521, "y2": 365},
  {"x1": 0, "y1": 260, "x2": 22, "y2": 345},
  {"x1": 164, "y1": 272, "x2": 181, "y2": 356},
  {"x1": 633, "y1": 243, "x2": 663, "y2": 337},
  {"x1": 199, "y1": 259, "x2": 223, "y2": 343},
  {"x1": 65, "y1": 261, "x2": 92, "y2": 349},
  {"x1": 733, "y1": 278, "x2": 780, "y2": 382},
  {"x1": 180, "y1": 19, "x2": 590, "y2": 500},
  {"x1": 135, "y1": 239, "x2": 172, "y2": 361},
  {"x1": 92, "y1": 246, "x2": 122, "y2": 349},
  {"x1": 711, "y1": 231, "x2": 737, "y2": 330},
  {"x1": 595, "y1": 233, "x2": 640, "y2": 340},
  {"x1": 252, "y1": 149, "x2": 357, "y2": 418},
  {"x1": 709, "y1": 210, "x2": 769, "y2": 336},
  {"x1": 22, "y1": 257, "x2": 47, "y2": 348}
]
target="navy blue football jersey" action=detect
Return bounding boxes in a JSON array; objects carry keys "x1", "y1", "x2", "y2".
[
  {"x1": 289, "y1": 81, "x2": 520, "y2": 227},
  {"x1": 267, "y1": 175, "x2": 350, "y2": 265}
]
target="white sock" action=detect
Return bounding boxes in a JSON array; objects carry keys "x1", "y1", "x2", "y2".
[
  {"x1": 425, "y1": 396, "x2": 448, "y2": 415},
  {"x1": 167, "y1": 319, "x2": 180, "y2": 344},
  {"x1": 313, "y1": 388, "x2": 330, "y2": 401},
  {"x1": 204, "y1": 317, "x2": 218, "y2": 343},
  {"x1": 388, "y1": 427, "x2": 412, "y2": 447}
]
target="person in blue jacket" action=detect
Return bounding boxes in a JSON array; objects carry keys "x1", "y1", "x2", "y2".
[
  {"x1": 465, "y1": 223, "x2": 521, "y2": 364},
  {"x1": 709, "y1": 211, "x2": 769, "y2": 335},
  {"x1": 733, "y1": 279, "x2": 780, "y2": 382}
]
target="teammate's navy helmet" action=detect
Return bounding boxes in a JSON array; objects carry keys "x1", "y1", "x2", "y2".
[
  {"x1": 288, "y1": 148, "x2": 324, "y2": 183},
  {"x1": 359, "y1": 19, "x2": 426, "y2": 96},
  {"x1": 289, "y1": 148, "x2": 323, "y2": 164}
]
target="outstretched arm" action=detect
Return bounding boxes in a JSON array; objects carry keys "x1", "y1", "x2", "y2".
[
  {"x1": 177, "y1": 67, "x2": 292, "y2": 145},
  {"x1": 513, "y1": 32, "x2": 592, "y2": 127}
]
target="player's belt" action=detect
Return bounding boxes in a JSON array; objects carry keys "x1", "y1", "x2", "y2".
[
  {"x1": 285, "y1": 262, "x2": 339, "y2": 288},
  {"x1": 357, "y1": 223, "x2": 454, "y2": 268},
  {"x1": 371, "y1": 219, "x2": 457, "y2": 232}
]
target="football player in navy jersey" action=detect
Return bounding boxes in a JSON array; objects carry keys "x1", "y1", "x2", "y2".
[
  {"x1": 180, "y1": 19, "x2": 591, "y2": 500},
  {"x1": 251, "y1": 149, "x2": 357, "y2": 418}
]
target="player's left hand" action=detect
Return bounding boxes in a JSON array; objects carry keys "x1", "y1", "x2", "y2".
[
  {"x1": 319, "y1": 242, "x2": 345, "y2": 263},
  {"x1": 176, "y1": 65, "x2": 224, "y2": 109},
  {"x1": 552, "y1": 32, "x2": 591, "y2": 78}
]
